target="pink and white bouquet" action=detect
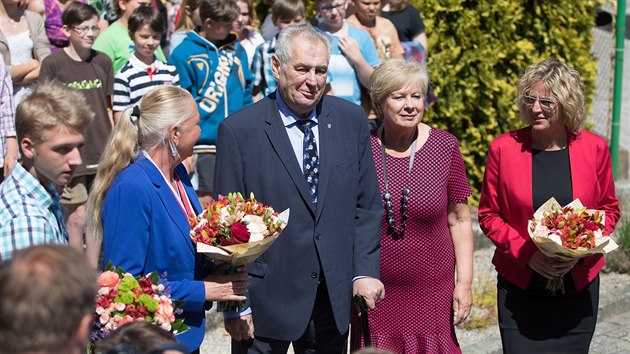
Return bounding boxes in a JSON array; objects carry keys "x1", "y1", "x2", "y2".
[
  {"x1": 189, "y1": 192, "x2": 289, "y2": 310},
  {"x1": 90, "y1": 262, "x2": 189, "y2": 341},
  {"x1": 528, "y1": 198, "x2": 618, "y2": 295}
]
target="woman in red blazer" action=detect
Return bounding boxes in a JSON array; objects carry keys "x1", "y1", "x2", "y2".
[{"x1": 478, "y1": 58, "x2": 620, "y2": 353}]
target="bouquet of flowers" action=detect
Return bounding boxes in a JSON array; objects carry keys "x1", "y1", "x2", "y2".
[
  {"x1": 91, "y1": 262, "x2": 189, "y2": 342},
  {"x1": 190, "y1": 192, "x2": 289, "y2": 311},
  {"x1": 528, "y1": 197, "x2": 618, "y2": 295}
]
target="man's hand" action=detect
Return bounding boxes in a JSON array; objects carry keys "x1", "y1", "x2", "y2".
[
  {"x1": 225, "y1": 314, "x2": 254, "y2": 341},
  {"x1": 352, "y1": 277, "x2": 384, "y2": 309},
  {"x1": 452, "y1": 283, "x2": 472, "y2": 326}
]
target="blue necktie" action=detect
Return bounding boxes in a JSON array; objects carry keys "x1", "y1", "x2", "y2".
[{"x1": 295, "y1": 119, "x2": 319, "y2": 208}]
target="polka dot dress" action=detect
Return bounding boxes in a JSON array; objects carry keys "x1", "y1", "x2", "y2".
[{"x1": 350, "y1": 128, "x2": 472, "y2": 354}]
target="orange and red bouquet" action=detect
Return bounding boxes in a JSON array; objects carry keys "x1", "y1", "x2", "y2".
[
  {"x1": 189, "y1": 193, "x2": 289, "y2": 311},
  {"x1": 528, "y1": 198, "x2": 618, "y2": 295}
]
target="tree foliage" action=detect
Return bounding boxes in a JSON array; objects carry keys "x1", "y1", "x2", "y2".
[{"x1": 416, "y1": 0, "x2": 598, "y2": 204}]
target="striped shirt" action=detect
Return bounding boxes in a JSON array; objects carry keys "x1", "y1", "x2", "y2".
[
  {"x1": 0, "y1": 163, "x2": 68, "y2": 261},
  {"x1": 113, "y1": 54, "x2": 179, "y2": 112}
]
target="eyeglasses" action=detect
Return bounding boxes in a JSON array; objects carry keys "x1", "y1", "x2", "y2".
[
  {"x1": 383, "y1": 188, "x2": 409, "y2": 240},
  {"x1": 522, "y1": 95, "x2": 557, "y2": 110},
  {"x1": 320, "y1": 1, "x2": 346, "y2": 12},
  {"x1": 72, "y1": 26, "x2": 101, "y2": 36}
]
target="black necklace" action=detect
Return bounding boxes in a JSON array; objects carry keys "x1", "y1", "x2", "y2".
[{"x1": 379, "y1": 126, "x2": 417, "y2": 240}]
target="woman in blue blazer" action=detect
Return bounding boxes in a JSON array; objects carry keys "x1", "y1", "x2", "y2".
[{"x1": 86, "y1": 86, "x2": 248, "y2": 353}]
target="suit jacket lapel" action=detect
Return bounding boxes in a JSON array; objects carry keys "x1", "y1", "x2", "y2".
[
  {"x1": 315, "y1": 102, "x2": 332, "y2": 221},
  {"x1": 137, "y1": 156, "x2": 195, "y2": 254},
  {"x1": 263, "y1": 95, "x2": 317, "y2": 216}
]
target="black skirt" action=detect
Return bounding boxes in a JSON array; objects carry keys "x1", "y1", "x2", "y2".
[{"x1": 497, "y1": 273, "x2": 599, "y2": 354}]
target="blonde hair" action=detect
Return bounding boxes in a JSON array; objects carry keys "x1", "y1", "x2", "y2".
[
  {"x1": 517, "y1": 58, "x2": 586, "y2": 134},
  {"x1": 369, "y1": 59, "x2": 429, "y2": 119},
  {"x1": 86, "y1": 86, "x2": 197, "y2": 243},
  {"x1": 16, "y1": 81, "x2": 93, "y2": 146}
]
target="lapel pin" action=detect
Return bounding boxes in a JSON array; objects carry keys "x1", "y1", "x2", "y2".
[{"x1": 327, "y1": 124, "x2": 331, "y2": 129}]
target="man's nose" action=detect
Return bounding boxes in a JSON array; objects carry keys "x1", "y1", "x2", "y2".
[
  {"x1": 305, "y1": 70, "x2": 317, "y2": 84},
  {"x1": 69, "y1": 147, "x2": 82, "y2": 166}
]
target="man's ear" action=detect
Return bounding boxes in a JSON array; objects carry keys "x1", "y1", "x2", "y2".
[
  {"x1": 71, "y1": 314, "x2": 93, "y2": 352},
  {"x1": 118, "y1": 0, "x2": 127, "y2": 12},
  {"x1": 203, "y1": 17, "x2": 213, "y2": 29},
  {"x1": 20, "y1": 137, "x2": 36, "y2": 160},
  {"x1": 61, "y1": 25, "x2": 71, "y2": 38},
  {"x1": 271, "y1": 55, "x2": 281, "y2": 80}
]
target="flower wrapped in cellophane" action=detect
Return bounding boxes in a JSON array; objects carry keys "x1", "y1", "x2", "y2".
[
  {"x1": 528, "y1": 197, "x2": 618, "y2": 295},
  {"x1": 91, "y1": 262, "x2": 188, "y2": 342},
  {"x1": 189, "y1": 192, "x2": 289, "y2": 310}
]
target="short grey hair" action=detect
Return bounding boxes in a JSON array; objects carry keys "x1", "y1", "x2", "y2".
[{"x1": 275, "y1": 23, "x2": 331, "y2": 65}]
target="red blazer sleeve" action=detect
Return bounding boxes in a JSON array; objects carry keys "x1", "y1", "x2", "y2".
[
  {"x1": 593, "y1": 135, "x2": 620, "y2": 235},
  {"x1": 478, "y1": 136, "x2": 538, "y2": 270}
]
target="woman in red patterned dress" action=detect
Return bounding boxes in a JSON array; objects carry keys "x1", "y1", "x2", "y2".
[{"x1": 350, "y1": 59, "x2": 474, "y2": 353}]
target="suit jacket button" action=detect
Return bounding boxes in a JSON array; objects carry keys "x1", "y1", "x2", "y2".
[
  {"x1": 311, "y1": 272, "x2": 318, "y2": 278},
  {"x1": 314, "y1": 234, "x2": 320, "y2": 240}
]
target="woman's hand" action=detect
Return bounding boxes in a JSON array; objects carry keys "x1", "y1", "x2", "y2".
[
  {"x1": 527, "y1": 250, "x2": 578, "y2": 279},
  {"x1": 448, "y1": 202, "x2": 474, "y2": 326},
  {"x1": 203, "y1": 266, "x2": 248, "y2": 302},
  {"x1": 453, "y1": 282, "x2": 472, "y2": 326}
]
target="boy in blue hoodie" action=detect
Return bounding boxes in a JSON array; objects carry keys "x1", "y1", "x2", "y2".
[{"x1": 168, "y1": 0, "x2": 253, "y2": 205}]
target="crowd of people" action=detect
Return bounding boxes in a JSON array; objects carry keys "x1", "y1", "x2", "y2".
[{"x1": 0, "y1": 0, "x2": 621, "y2": 354}]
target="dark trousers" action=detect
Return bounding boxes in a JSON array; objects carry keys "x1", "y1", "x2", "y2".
[{"x1": 232, "y1": 282, "x2": 348, "y2": 354}]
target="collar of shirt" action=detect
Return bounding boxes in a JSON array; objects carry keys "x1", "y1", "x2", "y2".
[
  {"x1": 267, "y1": 36, "x2": 277, "y2": 53},
  {"x1": 275, "y1": 91, "x2": 320, "y2": 170},
  {"x1": 10, "y1": 163, "x2": 54, "y2": 209},
  {"x1": 276, "y1": 90, "x2": 318, "y2": 128},
  {"x1": 129, "y1": 53, "x2": 158, "y2": 70}
]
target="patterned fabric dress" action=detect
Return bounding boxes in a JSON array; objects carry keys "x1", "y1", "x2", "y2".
[{"x1": 350, "y1": 128, "x2": 472, "y2": 354}]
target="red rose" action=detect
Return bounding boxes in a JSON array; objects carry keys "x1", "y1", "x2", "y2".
[
  {"x1": 228, "y1": 222, "x2": 251, "y2": 244},
  {"x1": 138, "y1": 277, "x2": 154, "y2": 293}
]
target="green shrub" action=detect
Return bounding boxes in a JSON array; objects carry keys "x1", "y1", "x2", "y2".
[{"x1": 415, "y1": 0, "x2": 598, "y2": 205}]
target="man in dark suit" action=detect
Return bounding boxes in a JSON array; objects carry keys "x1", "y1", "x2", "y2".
[{"x1": 214, "y1": 23, "x2": 384, "y2": 353}]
